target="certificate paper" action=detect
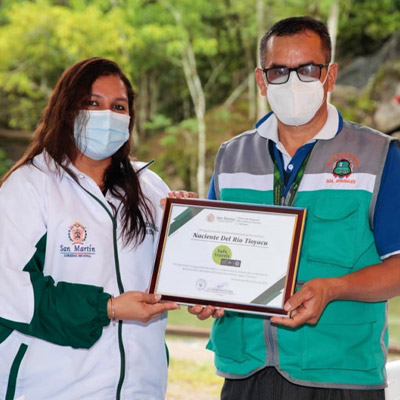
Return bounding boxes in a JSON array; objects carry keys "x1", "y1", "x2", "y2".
[{"x1": 149, "y1": 198, "x2": 306, "y2": 316}]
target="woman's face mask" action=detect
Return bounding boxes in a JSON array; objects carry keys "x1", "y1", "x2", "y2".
[
  {"x1": 74, "y1": 110, "x2": 130, "y2": 160},
  {"x1": 266, "y1": 68, "x2": 330, "y2": 126}
]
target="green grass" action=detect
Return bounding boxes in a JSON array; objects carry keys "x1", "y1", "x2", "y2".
[
  {"x1": 166, "y1": 309, "x2": 219, "y2": 399},
  {"x1": 166, "y1": 358, "x2": 223, "y2": 400},
  {"x1": 389, "y1": 297, "x2": 400, "y2": 347}
]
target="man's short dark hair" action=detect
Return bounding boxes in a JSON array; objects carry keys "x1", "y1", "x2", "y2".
[{"x1": 259, "y1": 16, "x2": 332, "y2": 68}]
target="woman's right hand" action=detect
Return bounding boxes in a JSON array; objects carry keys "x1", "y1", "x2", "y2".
[{"x1": 108, "y1": 292, "x2": 180, "y2": 323}]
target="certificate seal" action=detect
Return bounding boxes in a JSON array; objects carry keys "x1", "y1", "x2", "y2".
[
  {"x1": 196, "y1": 279, "x2": 207, "y2": 290},
  {"x1": 212, "y1": 245, "x2": 232, "y2": 265}
]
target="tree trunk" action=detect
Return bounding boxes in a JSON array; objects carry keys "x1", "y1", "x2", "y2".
[
  {"x1": 166, "y1": 2, "x2": 207, "y2": 197},
  {"x1": 241, "y1": 35, "x2": 257, "y2": 121},
  {"x1": 181, "y1": 45, "x2": 207, "y2": 197},
  {"x1": 224, "y1": 77, "x2": 249, "y2": 108},
  {"x1": 327, "y1": 0, "x2": 339, "y2": 103},
  {"x1": 195, "y1": 107, "x2": 206, "y2": 198},
  {"x1": 136, "y1": 71, "x2": 149, "y2": 138},
  {"x1": 256, "y1": 0, "x2": 267, "y2": 119},
  {"x1": 149, "y1": 71, "x2": 159, "y2": 121}
]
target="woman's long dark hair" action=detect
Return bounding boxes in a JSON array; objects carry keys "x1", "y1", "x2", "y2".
[{"x1": 2, "y1": 57, "x2": 153, "y2": 246}]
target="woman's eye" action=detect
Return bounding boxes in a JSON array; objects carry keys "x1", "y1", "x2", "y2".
[
  {"x1": 88, "y1": 100, "x2": 98, "y2": 106},
  {"x1": 113, "y1": 104, "x2": 125, "y2": 111}
]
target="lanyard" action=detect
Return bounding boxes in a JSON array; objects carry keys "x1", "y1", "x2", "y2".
[{"x1": 273, "y1": 151, "x2": 311, "y2": 206}]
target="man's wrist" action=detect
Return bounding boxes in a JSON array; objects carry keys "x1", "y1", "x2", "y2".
[{"x1": 327, "y1": 276, "x2": 347, "y2": 302}]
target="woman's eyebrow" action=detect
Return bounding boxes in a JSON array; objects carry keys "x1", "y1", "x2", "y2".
[{"x1": 90, "y1": 93, "x2": 128, "y2": 102}]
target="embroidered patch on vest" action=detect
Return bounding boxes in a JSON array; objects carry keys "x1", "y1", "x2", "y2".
[
  {"x1": 325, "y1": 153, "x2": 359, "y2": 185},
  {"x1": 333, "y1": 159, "x2": 352, "y2": 178}
]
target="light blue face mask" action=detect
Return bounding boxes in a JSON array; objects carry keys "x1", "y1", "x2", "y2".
[{"x1": 74, "y1": 110, "x2": 130, "y2": 160}]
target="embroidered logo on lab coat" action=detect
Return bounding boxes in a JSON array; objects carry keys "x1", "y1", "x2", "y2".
[
  {"x1": 59, "y1": 222, "x2": 96, "y2": 258},
  {"x1": 68, "y1": 222, "x2": 87, "y2": 244}
]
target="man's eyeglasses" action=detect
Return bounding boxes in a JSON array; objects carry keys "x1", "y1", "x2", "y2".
[{"x1": 263, "y1": 63, "x2": 329, "y2": 85}]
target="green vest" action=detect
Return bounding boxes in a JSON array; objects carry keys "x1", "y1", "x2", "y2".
[{"x1": 206, "y1": 120, "x2": 392, "y2": 389}]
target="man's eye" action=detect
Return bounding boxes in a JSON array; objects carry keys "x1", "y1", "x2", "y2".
[
  {"x1": 275, "y1": 68, "x2": 287, "y2": 76},
  {"x1": 268, "y1": 68, "x2": 287, "y2": 79},
  {"x1": 299, "y1": 65, "x2": 315, "y2": 76}
]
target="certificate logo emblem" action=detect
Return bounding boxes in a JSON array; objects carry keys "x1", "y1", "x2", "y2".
[
  {"x1": 196, "y1": 279, "x2": 207, "y2": 290},
  {"x1": 206, "y1": 213, "x2": 215, "y2": 223},
  {"x1": 212, "y1": 245, "x2": 232, "y2": 265}
]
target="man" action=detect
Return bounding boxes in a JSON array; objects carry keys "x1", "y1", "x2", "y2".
[{"x1": 192, "y1": 16, "x2": 400, "y2": 399}]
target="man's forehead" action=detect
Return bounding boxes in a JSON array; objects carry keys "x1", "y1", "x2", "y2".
[
  {"x1": 267, "y1": 30, "x2": 321, "y2": 48},
  {"x1": 265, "y1": 31, "x2": 324, "y2": 64}
]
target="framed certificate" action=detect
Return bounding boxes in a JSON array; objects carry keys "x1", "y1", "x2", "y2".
[{"x1": 149, "y1": 198, "x2": 306, "y2": 317}]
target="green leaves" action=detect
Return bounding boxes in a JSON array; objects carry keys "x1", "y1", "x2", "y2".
[
  {"x1": 0, "y1": 2, "x2": 141, "y2": 129},
  {"x1": 0, "y1": 148, "x2": 13, "y2": 177},
  {"x1": 0, "y1": 0, "x2": 399, "y2": 190}
]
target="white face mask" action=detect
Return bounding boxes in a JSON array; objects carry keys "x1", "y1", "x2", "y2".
[
  {"x1": 74, "y1": 110, "x2": 130, "y2": 160},
  {"x1": 266, "y1": 69, "x2": 329, "y2": 126}
]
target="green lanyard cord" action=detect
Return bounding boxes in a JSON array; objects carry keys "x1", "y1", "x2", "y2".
[{"x1": 273, "y1": 151, "x2": 311, "y2": 206}]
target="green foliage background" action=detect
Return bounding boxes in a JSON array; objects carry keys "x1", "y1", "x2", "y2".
[{"x1": 0, "y1": 0, "x2": 399, "y2": 184}]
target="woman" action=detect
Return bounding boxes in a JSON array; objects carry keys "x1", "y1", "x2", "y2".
[{"x1": 0, "y1": 57, "x2": 179, "y2": 399}]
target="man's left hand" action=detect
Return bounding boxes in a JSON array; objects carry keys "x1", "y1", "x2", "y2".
[{"x1": 270, "y1": 277, "x2": 338, "y2": 327}]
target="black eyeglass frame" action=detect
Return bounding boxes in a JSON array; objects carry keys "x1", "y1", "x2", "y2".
[{"x1": 262, "y1": 63, "x2": 329, "y2": 85}]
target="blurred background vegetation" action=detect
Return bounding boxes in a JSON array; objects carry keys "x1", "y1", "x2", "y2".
[{"x1": 1, "y1": 0, "x2": 399, "y2": 195}]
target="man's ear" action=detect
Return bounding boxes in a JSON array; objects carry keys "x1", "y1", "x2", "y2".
[
  {"x1": 255, "y1": 67, "x2": 267, "y2": 96},
  {"x1": 327, "y1": 62, "x2": 338, "y2": 92}
]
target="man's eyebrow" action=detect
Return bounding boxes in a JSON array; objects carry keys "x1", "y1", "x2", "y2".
[
  {"x1": 267, "y1": 61, "x2": 316, "y2": 69},
  {"x1": 268, "y1": 63, "x2": 288, "y2": 68}
]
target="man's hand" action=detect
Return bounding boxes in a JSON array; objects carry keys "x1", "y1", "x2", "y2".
[
  {"x1": 188, "y1": 305, "x2": 224, "y2": 320},
  {"x1": 160, "y1": 190, "x2": 199, "y2": 207},
  {"x1": 271, "y1": 255, "x2": 400, "y2": 328},
  {"x1": 109, "y1": 292, "x2": 180, "y2": 323},
  {"x1": 270, "y1": 278, "x2": 338, "y2": 328},
  {"x1": 167, "y1": 190, "x2": 199, "y2": 199}
]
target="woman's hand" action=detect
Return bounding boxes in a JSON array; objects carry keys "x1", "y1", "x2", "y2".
[{"x1": 108, "y1": 291, "x2": 180, "y2": 323}]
